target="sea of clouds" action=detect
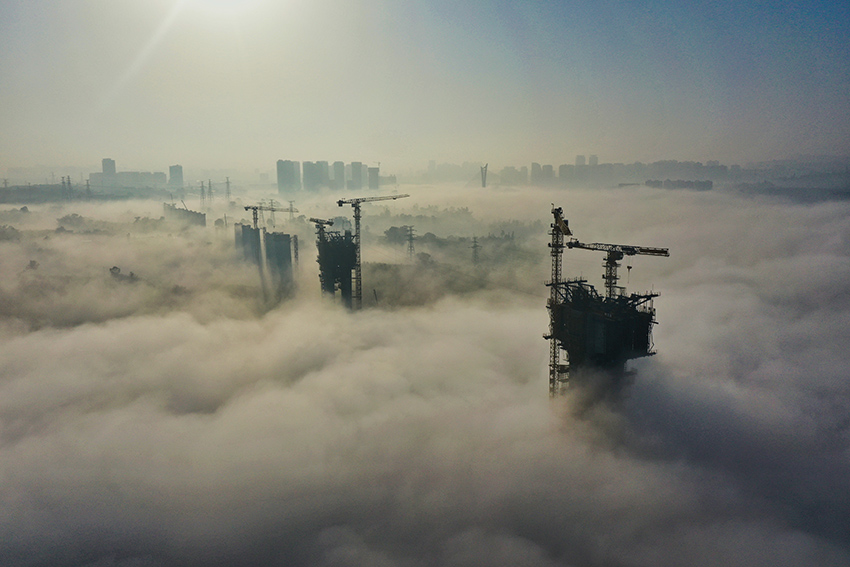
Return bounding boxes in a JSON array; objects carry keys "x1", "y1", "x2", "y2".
[{"x1": 0, "y1": 184, "x2": 847, "y2": 566}]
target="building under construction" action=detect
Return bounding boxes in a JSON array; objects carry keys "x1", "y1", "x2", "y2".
[
  {"x1": 235, "y1": 223, "x2": 297, "y2": 300},
  {"x1": 235, "y1": 223, "x2": 262, "y2": 265},
  {"x1": 163, "y1": 202, "x2": 205, "y2": 226},
  {"x1": 311, "y1": 218, "x2": 357, "y2": 309},
  {"x1": 264, "y1": 231, "x2": 296, "y2": 300},
  {"x1": 546, "y1": 206, "x2": 669, "y2": 396}
]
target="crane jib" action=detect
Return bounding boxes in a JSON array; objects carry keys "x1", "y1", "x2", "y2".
[{"x1": 568, "y1": 240, "x2": 669, "y2": 257}]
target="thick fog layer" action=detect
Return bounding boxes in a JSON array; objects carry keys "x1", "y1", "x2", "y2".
[{"x1": 1, "y1": 185, "x2": 848, "y2": 566}]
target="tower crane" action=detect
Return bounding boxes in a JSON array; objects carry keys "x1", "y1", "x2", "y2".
[
  {"x1": 244, "y1": 204, "x2": 281, "y2": 229},
  {"x1": 309, "y1": 217, "x2": 333, "y2": 238},
  {"x1": 286, "y1": 201, "x2": 299, "y2": 221},
  {"x1": 337, "y1": 193, "x2": 410, "y2": 310},
  {"x1": 567, "y1": 238, "x2": 669, "y2": 298}
]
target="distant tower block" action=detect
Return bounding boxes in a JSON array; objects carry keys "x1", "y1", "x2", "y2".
[
  {"x1": 302, "y1": 161, "x2": 320, "y2": 191},
  {"x1": 531, "y1": 162, "x2": 542, "y2": 185},
  {"x1": 102, "y1": 158, "x2": 116, "y2": 176},
  {"x1": 317, "y1": 161, "x2": 330, "y2": 187},
  {"x1": 575, "y1": 155, "x2": 586, "y2": 167},
  {"x1": 333, "y1": 161, "x2": 345, "y2": 190},
  {"x1": 350, "y1": 161, "x2": 363, "y2": 191},
  {"x1": 169, "y1": 165, "x2": 183, "y2": 188},
  {"x1": 367, "y1": 167, "x2": 380, "y2": 190},
  {"x1": 588, "y1": 155, "x2": 598, "y2": 166},
  {"x1": 277, "y1": 160, "x2": 301, "y2": 193}
]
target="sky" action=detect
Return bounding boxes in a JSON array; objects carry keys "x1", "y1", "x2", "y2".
[
  {"x1": 1, "y1": 0, "x2": 849, "y2": 173},
  {"x1": 1, "y1": 183, "x2": 849, "y2": 566}
]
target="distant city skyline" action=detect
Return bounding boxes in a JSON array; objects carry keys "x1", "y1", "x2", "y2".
[
  {"x1": 1, "y1": 1, "x2": 848, "y2": 173},
  {"x1": 4, "y1": 151, "x2": 850, "y2": 188}
]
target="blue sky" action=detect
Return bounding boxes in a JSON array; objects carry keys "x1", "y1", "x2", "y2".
[{"x1": 1, "y1": 0, "x2": 848, "y2": 172}]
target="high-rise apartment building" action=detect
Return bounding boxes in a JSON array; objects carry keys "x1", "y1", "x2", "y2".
[
  {"x1": 349, "y1": 161, "x2": 363, "y2": 191},
  {"x1": 367, "y1": 166, "x2": 380, "y2": 190},
  {"x1": 301, "y1": 161, "x2": 319, "y2": 191},
  {"x1": 169, "y1": 164, "x2": 183, "y2": 187},
  {"x1": 316, "y1": 161, "x2": 330, "y2": 187},
  {"x1": 332, "y1": 161, "x2": 345, "y2": 189},
  {"x1": 277, "y1": 160, "x2": 301, "y2": 193}
]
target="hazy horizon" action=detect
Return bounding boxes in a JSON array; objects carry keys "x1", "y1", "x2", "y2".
[{"x1": 2, "y1": 1, "x2": 849, "y2": 173}]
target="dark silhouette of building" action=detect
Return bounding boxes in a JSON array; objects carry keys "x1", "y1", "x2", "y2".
[
  {"x1": 265, "y1": 231, "x2": 295, "y2": 300},
  {"x1": 546, "y1": 206, "x2": 668, "y2": 397},
  {"x1": 102, "y1": 158, "x2": 116, "y2": 176},
  {"x1": 588, "y1": 155, "x2": 599, "y2": 166},
  {"x1": 316, "y1": 228, "x2": 357, "y2": 309},
  {"x1": 237, "y1": 224, "x2": 262, "y2": 265}
]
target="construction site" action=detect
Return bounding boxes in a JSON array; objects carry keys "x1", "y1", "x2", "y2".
[
  {"x1": 225, "y1": 193, "x2": 672, "y2": 399},
  {"x1": 545, "y1": 206, "x2": 669, "y2": 396},
  {"x1": 234, "y1": 203, "x2": 298, "y2": 303},
  {"x1": 0, "y1": 176, "x2": 672, "y2": 401}
]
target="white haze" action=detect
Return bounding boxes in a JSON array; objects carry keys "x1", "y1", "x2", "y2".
[{"x1": 0, "y1": 185, "x2": 849, "y2": 566}]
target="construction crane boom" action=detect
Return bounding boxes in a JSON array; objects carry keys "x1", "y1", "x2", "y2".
[
  {"x1": 567, "y1": 238, "x2": 669, "y2": 297},
  {"x1": 337, "y1": 193, "x2": 410, "y2": 309},
  {"x1": 336, "y1": 194, "x2": 410, "y2": 207},
  {"x1": 567, "y1": 240, "x2": 668, "y2": 257},
  {"x1": 244, "y1": 204, "x2": 281, "y2": 229}
]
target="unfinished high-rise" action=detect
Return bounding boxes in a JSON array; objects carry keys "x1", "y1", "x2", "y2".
[{"x1": 545, "y1": 206, "x2": 669, "y2": 396}]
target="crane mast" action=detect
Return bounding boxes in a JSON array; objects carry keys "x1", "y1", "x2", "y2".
[
  {"x1": 286, "y1": 201, "x2": 299, "y2": 221},
  {"x1": 244, "y1": 204, "x2": 282, "y2": 229},
  {"x1": 337, "y1": 193, "x2": 409, "y2": 310},
  {"x1": 546, "y1": 206, "x2": 571, "y2": 396}
]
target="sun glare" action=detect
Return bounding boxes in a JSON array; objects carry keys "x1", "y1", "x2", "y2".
[{"x1": 193, "y1": 0, "x2": 265, "y2": 13}]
